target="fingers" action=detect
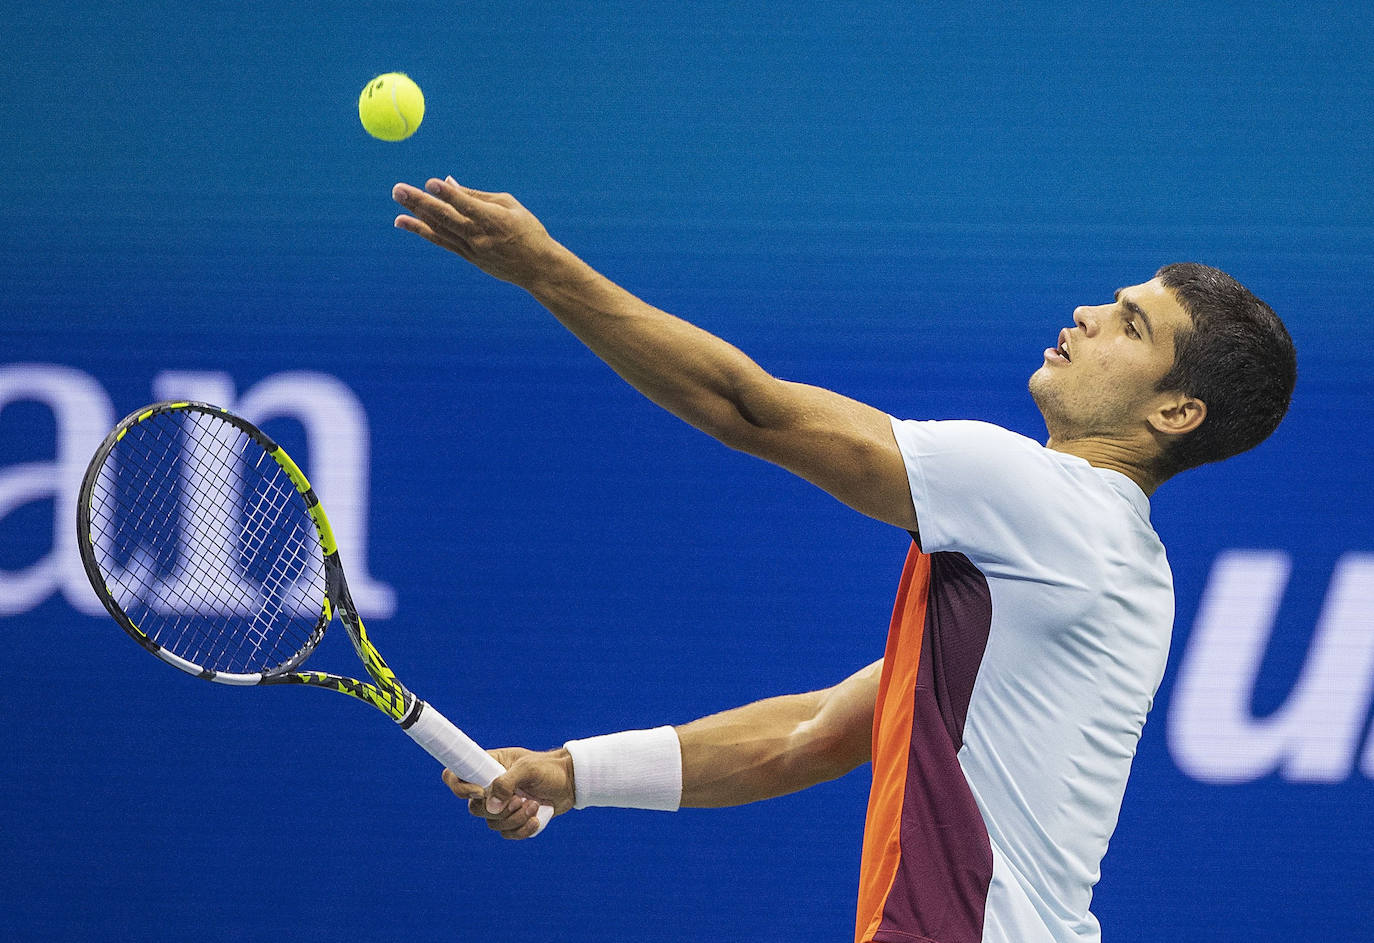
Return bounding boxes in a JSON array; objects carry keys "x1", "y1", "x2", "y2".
[
  {"x1": 443, "y1": 177, "x2": 519, "y2": 207},
  {"x1": 391, "y1": 178, "x2": 527, "y2": 243},
  {"x1": 391, "y1": 177, "x2": 503, "y2": 225},
  {"x1": 441, "y1": 767, "x2": 484, "y2": 800},
  {"x1": 441, "y1": 750, "x2": 554, "y2": 840},
  {"x1": 391, "y1": 180, "x2": 504, "y2": 264},
  {"x1": 485, "y1": 794, "x2": 547, "y2": 840},
  {"x1": 392, "y1": 182, "x2": 474, "y2": 247},
  {"x1": 484, "y1": 762, "x2": 526, "y2": 806},
  {"x1": 391, "y1": 176, "x2": 554, "y2": 288},
  {"x1": 392, "y1": 213, "x2": 440, "y2": 244}
]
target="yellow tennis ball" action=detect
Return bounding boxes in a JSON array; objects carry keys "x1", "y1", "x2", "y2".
[{"x1": 358, "y1": 72, "x2": 425, "y2": 141}]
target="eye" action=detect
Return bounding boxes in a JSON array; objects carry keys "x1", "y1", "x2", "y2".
[{"x1": 1126, "y1": 320, "x2": 1141, "y2": 339}]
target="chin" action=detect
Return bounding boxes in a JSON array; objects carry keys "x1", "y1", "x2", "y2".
[{"x1": 1027, "y1": 371, "x2": 1064, "y2": 434}]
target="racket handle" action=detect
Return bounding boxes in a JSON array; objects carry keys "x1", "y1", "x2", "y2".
[{"x1": 402, "y1": 700, "x2": 555, "y2": 836}]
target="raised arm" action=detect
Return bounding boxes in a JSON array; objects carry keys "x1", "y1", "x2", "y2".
[
  {"x1": 393, "y1": 179, "x2": 918, "y2": 532},
  {"x1": 445, "y1": 659, "x2": 882, "y2": 838}
]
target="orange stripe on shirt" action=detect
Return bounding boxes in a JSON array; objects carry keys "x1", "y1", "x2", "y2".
[{"x1": 855, "y1": 545, "x2": 930, "y2": 943}]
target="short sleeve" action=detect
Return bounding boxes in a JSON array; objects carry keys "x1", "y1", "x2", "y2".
[{"x1": 888, "y1": 418, "x2": 1071, "y2": 566}]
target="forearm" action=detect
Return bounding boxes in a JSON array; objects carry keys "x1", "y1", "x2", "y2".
[
  {"x1": 559, "y1": 662, "x2": 878, "y2": 811},
  {"x1": 676, "y1": 692, "x2": 856, "y2": 807},
  {"x1": 523, "y1": 242, "x2": 783, "y2": 446},
  {"x1": 677, "y1": 659, "x2": 881, "y2": 807},
  {"x1": 520, "y1": 247, "x2": 919, "y2": 529}
]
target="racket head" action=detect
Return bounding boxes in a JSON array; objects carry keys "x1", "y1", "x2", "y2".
[{"x1": 77, "y1": 401, "x2": 334, "y2": 683}]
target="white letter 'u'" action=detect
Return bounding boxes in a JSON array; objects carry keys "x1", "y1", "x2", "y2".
[{"x1": 1168, "y1": 551, "x2": 1374, "y2": 784}]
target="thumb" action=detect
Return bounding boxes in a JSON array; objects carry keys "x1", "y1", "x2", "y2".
[
  {"x1": 476, "y1": 747, "x2": 576, "y2": 817},
  {"x1": 485, "y1": 767, "x2": 524, "y2": 813}
]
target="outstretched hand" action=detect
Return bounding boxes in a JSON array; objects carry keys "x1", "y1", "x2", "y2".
[
  {"x1": 392, "y1": 178, "x2": 564, "y2": 287},
  {"x1": 443, "y1": 746, "x2": 577, "y2": 840}
]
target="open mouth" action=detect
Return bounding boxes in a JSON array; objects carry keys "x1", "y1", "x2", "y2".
[{"x1": 1056, "y1": 329, "x2": 1072, "y2": 363}]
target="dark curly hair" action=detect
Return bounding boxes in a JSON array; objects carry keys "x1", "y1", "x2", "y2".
[{"x1": 1153, "y1": 263, "x2": 1297, "y2": 477}]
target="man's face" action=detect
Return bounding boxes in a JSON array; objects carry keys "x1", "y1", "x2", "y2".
[{"x1": 1029, "y1": 277, "x2": 1193, "y2": 442}]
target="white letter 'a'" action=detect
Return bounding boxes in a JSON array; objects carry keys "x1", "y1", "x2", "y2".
[
  {"x1": 1168, "y1": 551, "x2": 1374, "y2": 784},
  {"x1": 0, "y1": 364, "x2": 115, "y2": 616}
]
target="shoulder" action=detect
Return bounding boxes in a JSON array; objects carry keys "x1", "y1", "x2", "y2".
[
  {"x1": 888, "y1": 418, "x2": 1151, "y2": 564},
  {"x1": 888, "y1": 418, "x2": 1066, "y2": 493},
  {"x1": 890, "y1": 418, "x2": 1046, "y2": 459}
]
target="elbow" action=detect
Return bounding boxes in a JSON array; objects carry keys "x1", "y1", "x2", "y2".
[
  {"x1": 703, "y1": 375, "x2": 789, "y2": 453},
  {"x1": 791, "y1": 714, "x2": 871, "y2": 785},
  {"x1": 708, "y1": 408, "x2": 769, "y2": 455},
  {"x1": 689, "y1": 400, "x2": 750, "y2": 449},
  {"x1": 791, "y1": 661, "x2": 881, "y2": 784}
]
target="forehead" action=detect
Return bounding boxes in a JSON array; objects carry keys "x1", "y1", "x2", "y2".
[{"x1": 1120, "y1": 277, "x2": 1192, "y2": 336}]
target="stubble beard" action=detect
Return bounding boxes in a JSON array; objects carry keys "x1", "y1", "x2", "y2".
[
  {"x1": 1028, "y1": 366, "x2": 1069, "y2": 434},
  {"x1": 1028, "y1": 367, "x2": 1131, "y2": 443}
]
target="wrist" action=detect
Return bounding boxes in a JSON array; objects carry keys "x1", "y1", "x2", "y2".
[
  {"x1": 522, "y1": 242, "x2": 603, "y2": 306},
  {"x1": 563, "y1": 725, "x2": 683, "y2": 811}
]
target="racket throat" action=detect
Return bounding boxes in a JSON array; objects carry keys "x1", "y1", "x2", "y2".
[
  {"x1": 327, "y1": 564, "x2": 413, "y2": 716},
  {"x1": 397, "y1": 698, "x2": 427, "y2": 730}
]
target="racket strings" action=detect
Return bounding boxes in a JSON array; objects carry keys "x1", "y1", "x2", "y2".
[
  {"x1": 92, "y1": 415, "x2": 245, "y2": 651},
  {"x1": 232, "y1": 460, "x2": 319, "y2": 669},
  {"x1": 154, "y1": 416, "x2": 315, "y2": 670},
  {"x1": 176, "y1": 412, "x2": 325, "y2": 671},
  {"x1": 182, "y1": 427, "x2": 297, "y2": 669},
  {"x1": 87, "y1": 409, "x2": 326, "y2": 675}
]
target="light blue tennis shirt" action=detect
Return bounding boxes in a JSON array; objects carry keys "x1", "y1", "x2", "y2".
[{"x1": 868, "y1": 418, "x2": 1174, "y2": 943}]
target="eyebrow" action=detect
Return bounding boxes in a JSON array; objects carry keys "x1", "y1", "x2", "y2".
[{"x1": 1114, "y1": 288, "x2": 1155, "y2": 341}]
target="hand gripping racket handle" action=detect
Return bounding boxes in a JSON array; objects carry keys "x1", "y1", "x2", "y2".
[{"x1": 402, "y1": 700, "x2": 555, "y2": 835}]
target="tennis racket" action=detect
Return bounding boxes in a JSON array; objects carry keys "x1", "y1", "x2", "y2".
[{"x1": 76, "y1": 400, "x2": 552, "y2": 834}]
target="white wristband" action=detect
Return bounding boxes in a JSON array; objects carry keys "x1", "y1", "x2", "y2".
[{"x1": 563, "y1": 725, "x2": 683, "y2": 811}]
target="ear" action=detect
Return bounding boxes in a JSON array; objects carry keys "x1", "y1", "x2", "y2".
[{"x1": 1147, "y1": 393, "x2": 1207, "y2": 437}]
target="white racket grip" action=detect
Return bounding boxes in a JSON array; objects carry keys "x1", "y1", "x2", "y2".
[{"x1": 403, "y1": 700, "x2": 554, "y2": 835}]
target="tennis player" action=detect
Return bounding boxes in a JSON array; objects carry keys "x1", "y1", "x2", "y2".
[{"x1": 392, "y1": 178, "x2": 1296, "y2": 943}]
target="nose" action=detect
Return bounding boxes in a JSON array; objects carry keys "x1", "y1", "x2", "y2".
[{"x1": 1072, "y1": 305, "x2": 1101, "y2": 337}]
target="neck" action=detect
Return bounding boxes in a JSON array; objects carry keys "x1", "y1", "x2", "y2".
[{"x1": 1044, "y1": 435, "x2": 1161, "y2": 495}]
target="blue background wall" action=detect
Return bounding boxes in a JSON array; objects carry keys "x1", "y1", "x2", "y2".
[{"x1": 2, "y1": 2, "x2": 1371, "y2": 940}]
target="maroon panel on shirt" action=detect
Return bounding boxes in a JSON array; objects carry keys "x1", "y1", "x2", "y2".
[
  {"x1": 926, "y1": 552, "x2": 996, "y2": 750},
  {"x1": 875, "y1": 551, "x2": 995, "y2": 943}
]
